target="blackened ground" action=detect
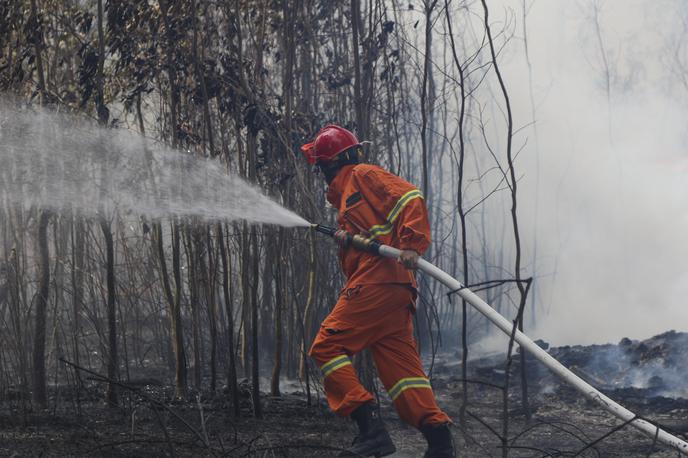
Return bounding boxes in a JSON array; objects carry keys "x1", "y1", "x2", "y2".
[{"x1": 1, "y1": 374, "x2": 687, "y2": 457}]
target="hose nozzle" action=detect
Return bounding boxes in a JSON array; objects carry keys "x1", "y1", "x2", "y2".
[
  {"x1": 311, "y1": 224, "x2": 338, "y2": 237},
  {"x1": 310, "y1": 223, "x2": 381, "y2": 254}
]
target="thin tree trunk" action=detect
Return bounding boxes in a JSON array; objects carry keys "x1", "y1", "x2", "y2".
[
  {"x1": 445, "y1": 0, "x2": 469, "y2": 422},
  {"x1": 270, "y1": 229, "x2": 285, "y2": 396},
  {"x1": 32, "y1": 210, "x2": 50, "y2": 408},
  {"x1": 239, "y1": 228, "x2": 250, "y2": 376},
  {"x1": 29, "y1": 0, "x2": 46, "y2": 98},
  {"x1": 155, "y1": 223, "x2": 186, "y2": 397},
  {"x1": 250, "y1": 228, "x2": 261, "y2": 418},
  {"x1": 158, "y1": 0, "x2": 180, "y2": 145},
  {"x1": 191, "y1": 0, "x2": 215, "y2": 156},
  {"x1": 173, "y1": 224, "x2": 187, "y2": 397},
  {"x1": 351, "y1": 0, "x2": 365, "y2": 136},
  {"x1": 71, "y1": 217, "x2": 84, "y2": 377},
  {"x1": 299, "y1": 231, "x2": 316, "y2": 380},
  {"x1": 184, "y1": 229, "x2": 202, "y2": 390},
  {"x1": 217, "y1": 223, "x2": 239, "y2": 417},
  {"x1": 100, "y1": 218, "x2": 118, "y2": 406},
  {"x1": 522, "y1": 0, "x2": 541, "y2": 328},
  {"x1": 481, "y1": 1, "x2": 532, "y2": 452},
  {"x1": 95, "y1": 0, "x2": 117, "y2": 406},
  {"x1": 158, "y1": 0, "x2": 186, "y2": 398},
  {"x1": 420, "y1": 0, "x2": 438, "y2": 199},
  {"x1": 206, "y1": 227, "x2": 218, "y2": 392}
]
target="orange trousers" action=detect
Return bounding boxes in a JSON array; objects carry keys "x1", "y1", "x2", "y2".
[{"x1": 309, "y1": 284, "x2": 451, "y2": 429}]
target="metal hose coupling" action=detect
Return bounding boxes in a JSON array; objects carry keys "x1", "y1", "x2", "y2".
[{"x1": 311, "y1": 224, "x2": 382, "y2": 255}]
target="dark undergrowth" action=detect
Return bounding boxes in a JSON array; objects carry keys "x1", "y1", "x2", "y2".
[{"x1": 1, "y1": 369, "x2": 686, "y2": 457}]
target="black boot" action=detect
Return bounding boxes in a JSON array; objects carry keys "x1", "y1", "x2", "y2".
[
  {"x1": 339, "y1": 402, "x2": 396, "y2": 457},
  {"x1": 420, "y1": 422, "x2": 455, "y2": 458}
]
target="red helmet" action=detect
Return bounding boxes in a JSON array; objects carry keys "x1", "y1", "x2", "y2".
[{"x1": 300, "y1": 125, "x2": 361, "y2": 165}]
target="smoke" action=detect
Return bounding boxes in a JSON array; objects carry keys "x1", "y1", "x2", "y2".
[
  {"x1": 0, "y1": 99, "x2": 309, "y2": 228},
  {"x1": 490, "y1": 0, "x2": 688, "y2": 344},
  {"x1": 551, "y1": 331, "x2": 688, "y2": 399}
]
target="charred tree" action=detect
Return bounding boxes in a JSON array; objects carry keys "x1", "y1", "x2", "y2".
[
  {"x1": 270, "y1": 230, "x2": 285, "y2": 397},
  {"x1": 445, "y1": 0, "x2": 470, "y2": 422},
  {"x1": 218, "y1": 223, "x2": 240, "y2": 417},
  {"x1": 481, "y1": 2, "x2": 532, "y2": 454},
  {"x1": 31, "y1": 210, "x2": 50, "y2": 408},
  {"x1": 99, "y1": 218, "x2": 118, "y2": 407}
]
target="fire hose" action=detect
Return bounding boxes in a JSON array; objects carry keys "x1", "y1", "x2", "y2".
[{"x1": 311, "y1": 224, "x2": 688, "y2": 455}]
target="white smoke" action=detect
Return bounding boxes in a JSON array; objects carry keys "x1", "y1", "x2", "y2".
[{"x1": 489, "y1": 0, "x2": 688, "y2": 344}]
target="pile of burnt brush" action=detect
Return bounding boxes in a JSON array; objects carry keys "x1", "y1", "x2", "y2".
[
  {"x1": 440, "y1": 330, "x2": 688, "y2": 407},
  {"x1": 419, "y1": 330, "x2": 688, "y2": 457}
]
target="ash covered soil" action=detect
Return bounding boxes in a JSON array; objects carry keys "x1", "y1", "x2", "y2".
[{"x1": 1, "y1": 331, "x2": 687, "y2": 457}]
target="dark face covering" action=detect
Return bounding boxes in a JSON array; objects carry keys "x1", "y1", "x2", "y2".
[
  {"x1": 317, "y1": 148, "x2": 361, "y2": 184},
  {"x1": 319, "y1": 163, "x2": 340, "y2": 184}
]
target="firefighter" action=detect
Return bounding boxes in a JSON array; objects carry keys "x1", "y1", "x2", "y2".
[{"x1": 301, "y1": 125, "x2": 455, "y2": 457}]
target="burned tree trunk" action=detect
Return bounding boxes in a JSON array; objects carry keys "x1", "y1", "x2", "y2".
[
  {"x1": 100, "y1": 218, "x2": 118, "y2": 407},
  {"x1": 250, "y1": 228, "x2": 261, "y2": 418},
  {"x1": 32, "y1": 210, "x2": 50, "y2": 408},
  {"x1": 205, "y1": 228, "x2": 218, "y2": 392},
  {"x1": 239, "y1": 228, "x2": 250, "y2": 376},
  {"x1": 351, "y1": 0, "x2": 364, "y2": 136},
  {"x1": 157, "y1": 0, "x2": 187, "y2": 399},
  {"x1": 299, "y1": 231, "x2": 316, "y2": 381},
  {"x1": 481, "y1": 2, "x2": 532, "y2": 453},
  {"x1": 155, "y1": 223, "x2": 187, "y2": 398},
  {"x1": 28, "y1": 0, "x2": 50, "y2": 410},
  {"x1": 183, "y1": 228, "x2": 202, "y2": 390},
  {"x1": 270, "y1": 229, "x2": 285, "y2": 397},
  {"x1": 71, "y1": 218, "x2": 85, "y2": 374},
  {"x1": 445, "y1": 0, "x2": 470, "y2": 422},
  {"x1": 172, "y1": 224, "x2": 187, "y2": 397},
  {"x1": 420, "y1": 0, "x2": 438, "y2": 199},
  {"x1": 218, "y1": 223, "x2": 239, "y2": 417},
  {"x1": 7, "y1": 238, "x2": 29, "y2": 410}
]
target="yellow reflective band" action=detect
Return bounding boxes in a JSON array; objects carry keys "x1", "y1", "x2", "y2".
[
  {"x1": 321, "y1": 355, "x2": 352, "y2": 378},
  {"x1": 369, "y1": 189, "x2": 423, "y2": 237},
  {"x1": 387, "y1": 189, "x2": 423, "y2": 222},
  {"x1": 388, "y1": 377, "x2": 432, "y2": 401},
  {"x1": 368, "y1": 223, "x2": 392, "y2": 237},
  {"x1": 369, "y1": 222, "x2": 393, "y2": 237}
]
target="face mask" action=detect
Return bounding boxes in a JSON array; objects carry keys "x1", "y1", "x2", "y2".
[
  {"x1": 319, "y1": 164, "x2": 340, "y2": 184},
  {"x1": 317, "y1": 148, "x2": 362, "y2": 184}
]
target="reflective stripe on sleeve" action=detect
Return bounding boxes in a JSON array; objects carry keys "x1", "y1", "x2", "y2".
[
  {"x1": 321, "y1": 355, "x2": 352, "y2": 378},
  {"x1": 369, "y1": 189, "x2": 423, "y2": 237},
  {"x1": 388, "y1": 376, "x2": 432, "y2": 401}
]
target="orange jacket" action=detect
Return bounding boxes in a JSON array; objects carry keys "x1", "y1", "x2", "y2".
[{"x1": 326, "y1": 164, "x2": 431, "y2": 290}]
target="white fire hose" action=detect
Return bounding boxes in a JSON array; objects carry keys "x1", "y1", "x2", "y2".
[
  {"x1": 375, "y1": 244, "x2": 688, "y2": 454},
  {"x1": 312, "y1": 224, "x2": 687, "y2": 453}
]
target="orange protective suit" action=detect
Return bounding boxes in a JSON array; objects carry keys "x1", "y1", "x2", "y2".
[{"x1": 309, "y1": 164, "x2": 451, "y2": 428}]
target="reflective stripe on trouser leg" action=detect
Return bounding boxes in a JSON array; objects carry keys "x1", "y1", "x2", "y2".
[
  {"x1": 386, "y1": 374, "x2": 451, "y2": 428},
  {"x1": 388, "y1": 377, "x2": 432, "y2": 400},
  {"x1": 320, "y1": 354, "x2": 352, "y2": 378},
  {"x1": 309, "y1": 323, "x2": 374, "y2": 417},
  {"x1": 369, "y1": 307, "x2": 452, "y2": 429}
]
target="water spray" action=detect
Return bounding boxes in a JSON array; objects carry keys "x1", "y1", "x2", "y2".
[
  {"x1": 0, "y1": 100, "x2": 309, "y2": 228},
  {"x1": 312, "y1": 224, "x2": 688, "y2": 455}
]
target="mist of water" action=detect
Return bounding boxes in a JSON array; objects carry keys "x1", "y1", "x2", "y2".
[{"x1": 0, "y1": 100, "x2": 310, "y2": 227}]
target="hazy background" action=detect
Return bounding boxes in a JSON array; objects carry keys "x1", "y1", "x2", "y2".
[{"x1": 491, "y1": 0, "x2": 688, "y2": 345}]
